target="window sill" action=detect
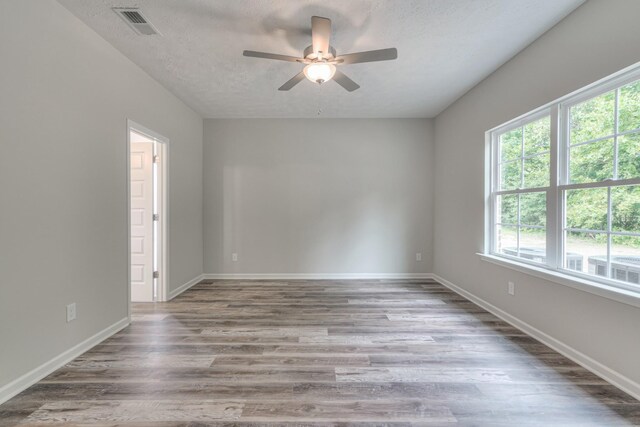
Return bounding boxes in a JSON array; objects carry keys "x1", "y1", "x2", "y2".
[{"x1": 477, "y1": 253, "x2": 640, "y2": 309}]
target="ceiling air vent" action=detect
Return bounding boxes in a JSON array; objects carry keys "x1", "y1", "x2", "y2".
[{"x1": 113, "y1": 8, "x2": 160, "y2": 35}]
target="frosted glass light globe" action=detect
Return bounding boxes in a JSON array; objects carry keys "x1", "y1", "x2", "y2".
[{"x1": 303, "y1": 63, "x2": 336, "y2": 84}]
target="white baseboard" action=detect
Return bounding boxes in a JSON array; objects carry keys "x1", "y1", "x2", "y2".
[
  {"x1": 431, "y1": 274, "x2": 640, "y2": 401},
  {"x1": 0, "y1": 317, "x2": 129, "y2": 405},
  {"x1": 203, "y1": 273, "x2": 435, "y2": 280},
  {"x1": 168, "y1": 274, "x2": 205, "y2": 300}
]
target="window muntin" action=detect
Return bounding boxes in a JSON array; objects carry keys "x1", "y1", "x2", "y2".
[
  {"x1": 619, "y1": 80, "x2": 640, "y2": 134},
  {"x1": 568, "y1": 138, "x2": 614, "y2": 184},
  {"x1": 569, "y1": 90, "x2": 615, "y2": 146},
  {"x1": 618, "y1": 133, "x2": 640, "y2": 180},
  {"x1": 497, "y1": 116, "x2": 550, "y2": 191},
  {"x1": 565, "y1": 188, "x2": 607, "y2": 231},
  {"x1": 561, "y1": 185, "x2": 640, "y2": 280},
  {"x1": 567, "y1": 82, "x2": 640, "y2": 184},
  {"x1": 490, "y1": 71, "x2": 640, "y2": 293},
  {"x1": 495, "y1": 192, "x2": 547, "y2": 261}
]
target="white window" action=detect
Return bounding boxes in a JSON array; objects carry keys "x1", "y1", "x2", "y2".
[{"x1": 488, "y1": 66, "x2": 640, "y2": 294}]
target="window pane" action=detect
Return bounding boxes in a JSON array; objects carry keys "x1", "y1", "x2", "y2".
[
  {"x1": 523, "y1": 154, "x2": 549, "y2": 188},
  {"x1": 524, "y1": 116, "x2": 550, "y2": 156},
  {"x1": 569, "y1": 138, "x2": 614, "y2": 183},
  {"x1": 618, "y1": 132, "x2": 640, "y2": 180},
  {"x1": 565, "y1": 231, "x2": 607, "y2": 276},
  {"x1": 520, "y1": 192, "x2": 546, "y2": 227},
  {"x1": 612, "y1": 185, "x2": 640, "y2": 233},
  {"x1": 496, "y1": 225, "x2": 517, "y2": 255},
  {"x1": 611, "y1": 235, "x2": 640, "y2": 286},
  {"x1": 500, "y1": 128, "x2": 522, "y2": 162},
  {"x1": 569, "y1": 91, "x2": 615, "y2": 144},
  {"x1": 497, "y1": 194, "x2": 518, "y2": 225},
  {"x1": 500, "y1": 160, "x2": 521, "y2": 190},
  {"x1": 519, "y1": 227, "x2": 546, "y2": 263},
  {"x1": 566, "y1": 188, "x2": 608, "y2": 231},
  {"x1": 619, "y1": 79, "x2": 640, "y2": 133}
]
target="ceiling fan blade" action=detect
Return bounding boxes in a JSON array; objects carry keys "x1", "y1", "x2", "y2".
[
  {"x1": 333, "y1": 69, "x2": 360, "y2": 92},
  {"x1": 278, "y1": 71, "x2": 306, "y2": 91},
  {"x1": 311, "y1": 16, "x2": 331, "y2": 56},
  {"x1": 336, "y1": 48, "x2": 398, "y2": 65},
  {"x1": 243, "y1": 50, "x2": 301, "y2": 62}
]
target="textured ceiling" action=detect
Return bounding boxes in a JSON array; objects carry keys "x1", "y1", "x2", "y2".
[{"x1": 57, "y1": 0, "x2": 584, "y2": 118}]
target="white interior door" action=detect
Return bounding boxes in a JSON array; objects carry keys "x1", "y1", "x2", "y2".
[{"x1": 130, "y1": 141, "x2": 154, "y2": 302}]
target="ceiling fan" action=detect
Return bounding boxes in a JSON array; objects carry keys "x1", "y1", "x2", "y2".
[{"x1": 243, "y1": 16, "x2": 397, "y2": 92}]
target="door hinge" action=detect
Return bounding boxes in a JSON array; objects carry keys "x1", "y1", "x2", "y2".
[
  {"x1": 153, "y1": 155, "x2": 160, "y2": 163},
  {"x1": 153, "y1": 271, "x2": 159, "y2": 279},
  {"x1": 153, "y1": 214, "x2": 159, "y2": 221}
]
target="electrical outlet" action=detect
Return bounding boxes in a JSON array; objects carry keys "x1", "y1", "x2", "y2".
[
  {"x1": 232, "y1": 253, "x2": 238, "y2": 262},
  {"x1": 66, "y1": 303, "x2": 76, "y2": 322},
  {"x1": 508, "y1": 281, "x2": 515, "y2": 296},
  {"x1": 416, "y1": 252, "x2": 422, "y2": 262}
]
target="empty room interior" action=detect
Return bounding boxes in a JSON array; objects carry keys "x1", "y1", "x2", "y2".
[{"x1": 2, "y1": 0, "x2": 640, "y2": 425}]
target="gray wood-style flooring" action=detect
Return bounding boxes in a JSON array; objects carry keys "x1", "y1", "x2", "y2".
[{"x1": 2, "y1": 279, "x2": 639, "y2": 426}]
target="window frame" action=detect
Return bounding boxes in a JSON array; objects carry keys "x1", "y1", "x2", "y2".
[
  {"x1": 490, "y1": 108, "x2": 552, "y2": 265},
  {"x1": 486, "y1": 63, "x2": 640, "y2": 297}
]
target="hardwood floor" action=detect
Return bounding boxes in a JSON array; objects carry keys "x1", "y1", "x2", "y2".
[{"x1": 2, "y1": 279, "x2": 639, "y2": 426}]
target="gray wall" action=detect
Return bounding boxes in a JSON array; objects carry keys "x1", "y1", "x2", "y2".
[
  {"x1": 0, "y1": 0, "x2": 203, "y2": 388},
  {"x1": 204, "y1": 119, "x2": 433, "y2": 275},
  {"x1": 433, "y1": 0, "x2": 640, "y2": 388}
]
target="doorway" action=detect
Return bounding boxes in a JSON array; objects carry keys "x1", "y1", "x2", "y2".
[{"x1": 128, "y1": 120, "x2": 168, "y2": 304}]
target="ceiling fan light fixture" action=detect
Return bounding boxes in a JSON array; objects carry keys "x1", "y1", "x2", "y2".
[
  {"x1": 303, "y1": 63, "x2": 336, "y2": 84},
  {"x1": 243, "y1": 16, "x2": 397, "y2": 91}
]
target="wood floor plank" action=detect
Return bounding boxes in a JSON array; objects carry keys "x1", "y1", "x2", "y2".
[
  {"x1": 66, "y1": 353, "x2": 215, "y2": 368},
  {"x1": 299, "y1": 334, "x2": 435, "y2": 344},
  {"x1": 42, "y1": 366, "x2": 337, "y2": 383},
  {"x1": 2, "y1": 278, "x2": 637, "y2": 426},
  {"x1": 22, "y1": 400, "x2": 244, "y2": 423},
  {"x1": 239, "y1": 400, "x2": 456, "y2": 423},
  {"x1": 211, "y1": 354, "x2": 371, "y2": 367},
  {"x1": 335, "y1": 367, "x2": 513, "y2": 384},
  {"x1": 291, "y1": 382, "x2": 483, "y2": 401},
  {"x1": 201, "y1": 327, "x2": 329, "y2": 336},
  {"x1": 348, "y1": 299, "x2": 447, "y2": 305},
  {"x1": 10, "y1": 382, "x2": 295, "y2": 402}
]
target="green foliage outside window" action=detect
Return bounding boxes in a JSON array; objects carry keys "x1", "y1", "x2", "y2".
[{"x1": 498, "y1": 79, "x2": 640, "y2": 248}]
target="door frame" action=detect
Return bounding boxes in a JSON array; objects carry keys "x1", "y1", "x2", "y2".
[{"x1": 126, "y1": 119, "x2": 169, "y2": 317}]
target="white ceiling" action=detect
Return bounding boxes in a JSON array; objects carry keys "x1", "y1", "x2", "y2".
[{"x1": 58, "y1": 0, "x2": 584, "y2": 118}]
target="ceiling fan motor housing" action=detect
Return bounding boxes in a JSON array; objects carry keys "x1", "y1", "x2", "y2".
[{"x1": 303, "y1": 45, "x2": 337, "y2": 61}]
